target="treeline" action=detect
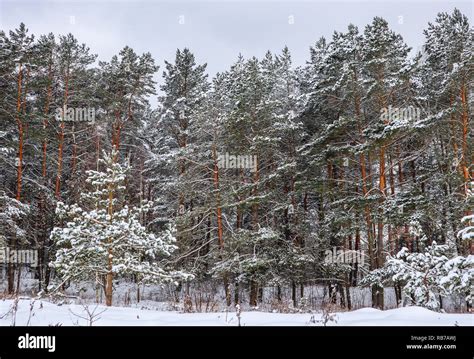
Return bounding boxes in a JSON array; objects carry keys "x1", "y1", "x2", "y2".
[{"x1": 0, "y1": 9, "x2": 472, "y2": 309}]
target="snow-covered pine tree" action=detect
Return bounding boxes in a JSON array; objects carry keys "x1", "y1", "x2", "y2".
[
  {"x1": 413, "y1": 9, "x2": 473, "y2": 256},
  {"x1": 362, "y1": 239, "x2": 473, "y2": 311},
  {"x1": 0, "y1": 23, "x2": 35, "y2": 203},
  {"x1": 439, "y1": 254, "x2": 473, "y2": 310},
  {"x1": 360, "y1": 17, "x2": 411, "y2": 309},
  {"x1": 361, "y1": 243, "x2": 448, "y2": 310},
  {"x1": 298, "y1": 27, "x2": 371, "y2": 308},
  {"x1": 99, "y1": 46, "x2": 158, "y2": 154},
  {"x1": 50, "y1": 150, "x2": 189, "y2": 306},
  {"x1": 0, "y1": 23, "x2": 35, "y2": 293},
  {"x1": 446, "y1": 181, "x2": 474, "y2": 309},
  {"x1": 422, "y1": 9, "x2": 472, "y2": 197},
  {"x1": 54, "y1": 34, "x2": 96, "y2": 199},
  {"x1": 458, "y1": 182, "x2": 474, "y2": 248},
  {"x1": 0, "y1": 191, "x2": 30, "y2": 294},
  {"x1": 145, "y1": 48, "x2": 209, "y2": 295},
  {"x1": 260, "y1": 48, "x2": 310, "y2": 306},
  {"x1": 159, "y1": 48, "x2": 208, "y2": 211},
  {"x1": 0, "y1": 10, "x2": 471, "y2": 311}
]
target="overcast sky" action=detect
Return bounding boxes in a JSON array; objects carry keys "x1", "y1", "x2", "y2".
[{"x1": 1, "y1": 0, "x2": 472, "y2": 102}]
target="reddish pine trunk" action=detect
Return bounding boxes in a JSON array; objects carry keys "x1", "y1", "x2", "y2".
[
  {"x1": 9, "y1": 63, "x2": 24, "y2": 294},
  {"x1": 55, "y1": 70, "x2": 70, "y2": 199},
  {"x1": 55, "y1": 122, "x2": 65, "y2": 199},
  {"x1": 212, "y1": 144, "x2": 231, "y2": 306},
  {"x1": 71, "y1": 125, "x2": 77, "y2": 177},
  {"x1": 42, "y1": 54, "x2": 53, "y2": 179},
  {"x1": 15, "y1": 63, "x2": 23, "y2": 201},
  {"x1": 16, "y1": 66, "x2": 30, "y2": 202},
  {"x1": 375, "y1": 145, "x2": 386, "y2": 309},
  {"x1": 388, "y1": 155, "x2": 396, "y2": 254},
  {"x1": 460, "y1": 83, "x2": 470, "y2": 192},
  {"x1": 354, "y1": 79, "x2": 376, "y2": 272},
  {"x1": 375, "y1": 85, "x2": 388, "y2": 309},
  {"x1": 460, "y1": 83, "x2": 472, "y2": 254},
  {"x1": 105, "y1": 174, "x2": 115, "y2": 306}
]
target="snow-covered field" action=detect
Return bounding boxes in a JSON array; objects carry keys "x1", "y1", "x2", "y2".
[{"x1": 0, "y1": 300, "x2": 472, "y2": 326}]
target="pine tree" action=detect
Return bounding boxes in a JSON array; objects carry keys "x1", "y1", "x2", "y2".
[
  {"x1": 146, "y1": 48, "x2": 209, "y2": 301},
  {"x1": 54, "y1": 34, "x2": 96, "y2": 199},
  {"x1": 50, "y1": 150, "x2": 189, "y2": 306},
  {"x1": 0, "y1": 23, "x2": 35, "y2": 293},
  {"x1": 360, "y1": 17, "x2": 411, "y2": 309},
  {"x1": 0, "y1": 10, "x2": 471, "y2": 311}
]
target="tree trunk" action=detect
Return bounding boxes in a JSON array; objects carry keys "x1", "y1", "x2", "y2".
[
  {"x1": 249, "y1": 281, "x2": 258, "y2": 307},
  {"x1": 292, "y1": 281, "x2": 297, "y2": 307},
  {"x1": 338, "y1": 283, "x2": 346, "y2": 308},
  {"x1": 460, "y1": 82, "x2": 472, "y2": 254},
  {"x1": 345, "y1": 280, "x2": 352, "y2": 310},
  {"x1": 55, "y1": 122, "x2": 65, "y2": 199},
  {"x1": 8, "y1": 63, "x2": 24, "y2": 294},
  {"x1": 234, "y1": 281, "x2": 240, "y2": 305},
  {"x1": 15, "y1": 63, "x2": 23, "y2": 201},
  {"x1": 212, "y1": 144, "x2": 231, "y2": 306},
  {"x1": 55, "y1": 69, "x2": 70, "y2": 199},
  {"x1": 394, "y1": 284, "x2": 402, "y2": 306},
  {"x1": 374, "y1": 145, "x2": 387, "y2": 309},
  {"x1": 277, "y1": 285, "x2": 282, "y2": 302},
  {"x1": 42, "y1": 52, "x2": 53, "y2": 179},
  {"x1": 105, "y1": 158, "x2": 115, "y2": 307},
  {"x1": 460, "y1": 83, "x2": 470, "y2": 191},
  {"x1": 355, "y1": 85, "x2": 375, "y2": 273},
  {"x1": 105, "y1": 263, "x2": 113, "y2": 307}
]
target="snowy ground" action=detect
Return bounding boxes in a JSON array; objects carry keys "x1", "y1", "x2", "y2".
[{"x1": 0, "y1": 299, "x2": 472, "y2": 326}]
